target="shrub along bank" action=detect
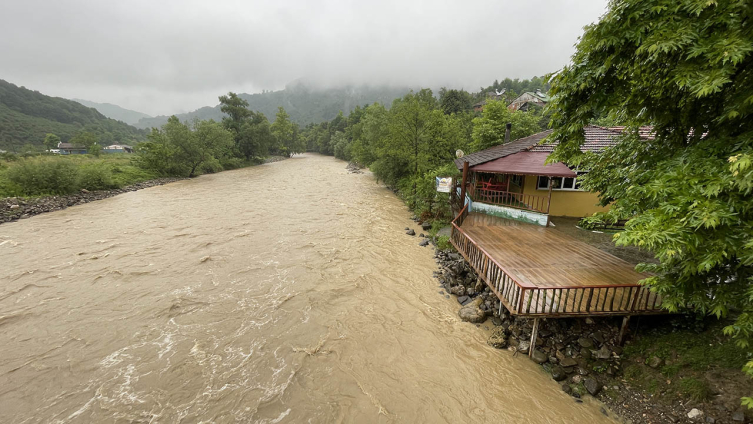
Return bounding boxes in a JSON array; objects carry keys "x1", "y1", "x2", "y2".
[{"x1": 0, "y1": 154, "x2": 158, "y2": 197}]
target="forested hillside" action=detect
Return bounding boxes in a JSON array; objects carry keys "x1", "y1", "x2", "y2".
[
  {"x1": 73, "y1": 99, "x2": 152, "y2": 125},
  {"x1": 0, "y1": 80, "x2": 146, "y2": 152},
  {"x1": 135, "y1": 82, "x2": 412, "y2": 129}
]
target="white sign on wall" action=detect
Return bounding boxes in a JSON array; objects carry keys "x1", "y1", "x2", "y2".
[{"x1": 436, "y1": 177, "x2": 452, "y2": 193}]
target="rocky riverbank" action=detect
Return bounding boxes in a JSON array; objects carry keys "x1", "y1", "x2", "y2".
[
  {"x1": 431, "y1": 247, "x2": 752, "y2": 424},
  {"x1": 1, "y1": 178, "x2": 185, "y2": 224}
]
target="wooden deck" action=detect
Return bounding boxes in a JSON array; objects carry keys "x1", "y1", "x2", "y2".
[{"x1": 451, "y1": 208, "x2": 663, "y2": 318}]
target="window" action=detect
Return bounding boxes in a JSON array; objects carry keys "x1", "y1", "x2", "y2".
[
  {"x1": 537, "y1": 172, "x2": 587, "y2": 191},
  {"x1": 510, "y1": 175, "x2": 523, "y2": 187}
]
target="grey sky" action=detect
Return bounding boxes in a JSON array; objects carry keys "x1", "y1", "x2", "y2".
[{"x1": 0, "y1": 0, "x2": 608, "y2": 116}]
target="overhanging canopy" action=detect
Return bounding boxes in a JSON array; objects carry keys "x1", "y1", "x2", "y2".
[{"x1": 470, "y1": 152, "x2": 576, "y2": 177}]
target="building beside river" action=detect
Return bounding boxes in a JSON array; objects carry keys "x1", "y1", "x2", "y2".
[
  {"x1": 450, "y1": 126, "x2": 663, "y2": 356},
  {"x1": 453, "y1": 125, "x2": 654, "y2": 225}
]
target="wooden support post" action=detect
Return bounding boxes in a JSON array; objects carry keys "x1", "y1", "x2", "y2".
[
  {"x1": 460, "y1": 161, "x2": 469, "y2": 208},
  {"x1": 618, "y1": 315, "x2": 631, "y2": 346},
  {"x1": 529, "y1": 318, "x2": 540, "y2": 358},
  {"x1": 546, "y1": 176, "x2": 553, "y2": 227}
]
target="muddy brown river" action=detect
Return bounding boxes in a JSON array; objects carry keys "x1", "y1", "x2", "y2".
[{"x1": 0, "y1": 154, "x2": 617, "y2": 423}]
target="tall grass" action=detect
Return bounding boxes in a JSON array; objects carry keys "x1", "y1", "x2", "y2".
[
  {"x1": 0, "y1": 155, "x2": 159, "y2": 197},
  {"x1": 6, "y1": 158, "x2": 80, "y2": 195}
]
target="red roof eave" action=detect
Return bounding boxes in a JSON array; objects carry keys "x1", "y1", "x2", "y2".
[{"x1": 469, "y1": 152, "x2": 576, "y2": 178}]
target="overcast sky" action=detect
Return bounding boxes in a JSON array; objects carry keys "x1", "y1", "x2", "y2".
[{"x1": 0, "y1": 0, "x2": 608, "y2": 116}]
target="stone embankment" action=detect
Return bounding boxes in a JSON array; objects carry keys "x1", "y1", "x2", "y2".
[
  {"x1": 1, "y1": 178, "x2": 185, "y2": 224},
  {"x1": 431, "y1": 247, "x2": 746, "y2": 424}
]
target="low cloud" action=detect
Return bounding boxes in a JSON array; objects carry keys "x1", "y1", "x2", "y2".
[{"x1": 0, "y1": 0, "x2": 607, "y2": 116}]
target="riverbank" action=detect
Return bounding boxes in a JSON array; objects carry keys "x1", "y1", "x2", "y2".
[
  {"x1": 0, "y1": 155, "x2": 288, "y2": 224},
  {"x1": 428, "y1": 228, "x2": 753, "y2": 424}
]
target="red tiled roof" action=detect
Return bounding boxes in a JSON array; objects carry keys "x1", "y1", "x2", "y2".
[
  {"x1": 456, "y1": 125, "x2": 655, "y2": 170},
  {"x1": 454, "y1": 130, "x2": 553, "y2": 169},
  {"x1": 470, "y1": 152, "x2": 576, "y2": 177}
]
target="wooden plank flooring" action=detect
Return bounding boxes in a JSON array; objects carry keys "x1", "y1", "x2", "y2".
[
  {"x1": 463, "y1": 213, "x2": 648, "y2": 289},
  {"x1": 456, "y1": 213, "x2": 663, "y2": 316}
]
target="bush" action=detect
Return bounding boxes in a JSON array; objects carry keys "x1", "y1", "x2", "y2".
[
  {"x1": 79, "y1": 164, "x2": 118, "y2": 191},
  {"x1": 219, "y1": 156, "x2": 247, "y2": 170},
  {"x1": 7, "y1": 158, "x2": 80, "y2": 195}
]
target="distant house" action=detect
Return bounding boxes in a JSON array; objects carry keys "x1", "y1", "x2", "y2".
[
  {"x1": 57, "y1": 142, "x2": 87, "y2": 155},
  {"x1": 507, "y1": 89, "x2": 548, "y2": 111},
  {"x1": 473, "y1": 89, "x2": 506, "y2": 112},
  {"x1": 453, "y1": 125, "x2": 653, "y2": 225},
  {"x1": 103, "y1": 144, "x2": 134, "y2": 153}
]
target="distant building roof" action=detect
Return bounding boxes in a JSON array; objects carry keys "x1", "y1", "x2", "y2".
[
  {"x1": 456, "y1": 125, "x2": 653, "y2": 170},
  {"x1": 57, "y1": 143, "x2": 84, "y2": 150}
]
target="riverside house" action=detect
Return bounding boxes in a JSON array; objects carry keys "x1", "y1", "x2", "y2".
[
  {"x1": 449, "y1": 125, "x2": 662, "y2": 352},
  {"x1": 452, "y1": 125, "x2": 651, "y2": 226},
  {"x1": 56, "y1": 142, "x2": 87, "y2": 155}
]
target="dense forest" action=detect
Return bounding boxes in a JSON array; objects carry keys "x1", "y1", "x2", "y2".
[
  {"x1": 73, "y1": 99, "x2": 153, "y2": 126},
  {"x1": 299, "y1": 86, "x2": 549, "y2": 221},
  {"x1": 0, "y1": 80, "x2": 146, "y2": 152},
  {"x1": 0, "y1": 76, "x2": 550, "y2": 154},
  {"x1": 134, "y1": 81, "x2": 412, "y2": 129}
]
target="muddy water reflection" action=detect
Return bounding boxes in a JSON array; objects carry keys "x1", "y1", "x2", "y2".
[{"x1": 0, "y1": 154, "x2": 617, "y2": 423}]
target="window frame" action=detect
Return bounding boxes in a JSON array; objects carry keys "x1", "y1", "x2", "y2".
[{"x1": 536, "y1": 170, "x2": 587, "y2": 192}]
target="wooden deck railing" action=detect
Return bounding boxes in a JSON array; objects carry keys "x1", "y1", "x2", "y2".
[
  {"x1": 470, "y1": 187, "x2": 550, "y2": 214},
  {"x1": 450, "y1": 206, "x2": 662, "y2": 317}
]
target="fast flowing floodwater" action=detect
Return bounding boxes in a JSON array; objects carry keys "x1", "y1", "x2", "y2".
[{"x1": 0, "y1": 154, "x2": 618, "y2": 423}]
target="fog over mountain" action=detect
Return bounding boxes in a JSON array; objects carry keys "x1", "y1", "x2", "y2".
[{"x1": 0, "y1": 0, "x2": 608, "y2": 116}]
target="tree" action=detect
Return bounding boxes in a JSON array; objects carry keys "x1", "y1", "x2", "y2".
[
  {"x1": 43, "y1": 133, "x2": 60, "y2": 151},
  {"x1": 218, "y1": 92, "x2": 272, "y2": 160},
  {"x1": 219, "y1": 92, "x2": 252, "y2": 132},
  {"x1": 470, "y1": 99, "x2": 540, "y2": 151},
  {"x1": 70, "y1": 131, "x2": 100, "y2": 155},
  {"x1": 546, "y1": 0, "x2": 753, "y2": 401},
  {"x1": 136, "y1": 117, "x2": 233, "y2": 177},
  {"x1": 439, "y1": 88, "x2": 473, "y2": 115},
  {"x1": 373, "y1": 89, "x2": 460, "y2": 189},
  {"x1": 271, "y1": 107, "x2": 301, "y2": 157}
]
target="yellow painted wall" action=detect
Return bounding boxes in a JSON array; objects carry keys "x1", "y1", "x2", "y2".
[{"x1": 521, "y1": 175, "x2": 609, "y2": 217}]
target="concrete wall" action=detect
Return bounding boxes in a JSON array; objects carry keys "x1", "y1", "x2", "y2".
[
  {"x1": 470, "y1": 201, "x2": 549, "y2": 226},
  {"x1": 521, "y1": 175, "x2": 609, "y2": 218}
]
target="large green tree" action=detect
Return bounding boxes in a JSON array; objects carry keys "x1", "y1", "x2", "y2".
[
  {"x1": 470, "y1": 99, "x2": 541, "y2": 151},
  {"x1": 218, "y1": 92, "x2": 273, "y2": 159},
  {"x1": 547, "y1": 0, "x2": 753, "y2": 400},
  {"x1": 271, "y1": 107, "x2": 304, "y2": 157},
  {"x1": 137, "y1": 117, "x2": 233, "y2": 177}
]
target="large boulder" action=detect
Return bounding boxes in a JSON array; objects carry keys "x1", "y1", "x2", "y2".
[
  {"x1": 595, "y1": 346, "x2": 611, "y2": 360},
  {"x1": 458, "y1": 297, "x2": 487, "y2": 323},
  {"x1": 531, "y1": 350, "x2": 548, "y2": 364},
  {"x1": 450, "y1": 285, "x2": 466, "y2": 296},
  {"x1": 488, "y1": 327, "x2": 508, "y2": 349},
  {"x1": 551, "y1": 366, "x2": 567, "y2": 381},
  {"x1": 584, "y1": 378, "x2": 601, "y2": 396}
]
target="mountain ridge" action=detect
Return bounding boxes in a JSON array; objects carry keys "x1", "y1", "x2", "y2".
[
  {"x1": 0, "y1": 79, "x2": 146, "y2": 151},
  {"x1": 134, "y1": 84, "x2": 413, "y2": 129},
  {"x1": 72, "y1": 99, "x2": 152, "y2": 126}
]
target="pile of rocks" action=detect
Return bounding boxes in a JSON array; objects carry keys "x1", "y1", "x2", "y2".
[
  {"x1": 1, "y1": 178, "x2": 184, "y2": 224},
  {"x1": 433, "y1": 247, "x2": 625, "y2": 400},
  {"x1": 346, "y1": 162, "x2": 363, "y2": 174}
]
